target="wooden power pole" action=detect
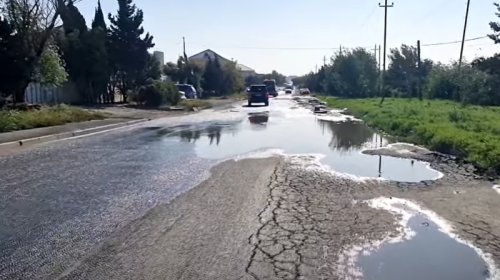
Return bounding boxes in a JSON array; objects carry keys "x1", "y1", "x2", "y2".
[
  {"x1": 417, "y1": 40, "x2": 422, "y2": 100},
  {"x1": 459, "y1": 0, "x2": 471, "y2": 68},
  {"x1": 378, "y1": 44, "x2": 382, "y2": 71},
  {"x1": 379, "y1": 0, "x2": 394, "y2": 104}
]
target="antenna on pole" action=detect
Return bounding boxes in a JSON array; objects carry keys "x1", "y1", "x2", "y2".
[{"x1": 379, "y1": 0, "x2": 394, "y2": 105}]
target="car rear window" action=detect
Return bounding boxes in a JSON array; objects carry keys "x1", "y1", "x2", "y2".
[{"x1": 250, "y1": 86, "x2": 267, "y2": 92}]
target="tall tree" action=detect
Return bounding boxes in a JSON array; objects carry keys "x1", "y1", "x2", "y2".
[
  {"x1": 323, "y1": 48, "x2": 379, "y2": 98},
  {"x1": 57, "y1": 0, "x2": 111, "y2": 104},
  {"x1": 202, "y1": 56, "x2": 224, "y2": 95},
  {"x1": 0, "y1": 0, "x2": 69, "y2": 103},
  {"x1": 91, "y1": 0, "x2": 106, "y2": 30},
  {"x1": 108, "y1": 0, "x2": 154, "y2": 102},
  {"x1": 221, "y1": 61, "x2": 244, "y2": 96},
  {"x1": 387, "y1": 45, "x2": 433, "y2": 98},
  {"x1": 89, "y1": 0, "x2": 109, "y2": 103},
  {"x1": 489, "y1": 3, "x2": 500, "y2": 43}
]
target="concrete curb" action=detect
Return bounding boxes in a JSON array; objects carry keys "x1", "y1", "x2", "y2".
[{"x1": 0, "y1": 119, "x2": 148, "y2": 150}]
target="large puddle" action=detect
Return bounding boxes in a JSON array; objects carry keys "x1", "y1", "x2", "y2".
[
  {"x1": 342, "y1": 197, "x2": 497, "y2": 280},
  {"x1": 156, "y1": 98, "x2": 441, "y2": 182}
]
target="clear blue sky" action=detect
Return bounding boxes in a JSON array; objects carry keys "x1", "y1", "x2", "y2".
[{"x1": 77, "y1": 0, "x2": 499, "y2": 76}]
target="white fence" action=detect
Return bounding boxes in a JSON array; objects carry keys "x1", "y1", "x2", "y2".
[{"x1": 24, "y1": 83, "x2": 81, "y2": 105}]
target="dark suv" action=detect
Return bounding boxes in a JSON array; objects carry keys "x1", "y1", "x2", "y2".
[{"x1": 247, "y1": 85, "x2": 269, "y2": 107}]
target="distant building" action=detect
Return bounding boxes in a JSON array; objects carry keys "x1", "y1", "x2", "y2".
[
  {"x1": 153, "y1": 51, "x2": 165, "y2": 66},
  {"x1": 188, "y1": 49, "x2": 256, "y2": 79}
]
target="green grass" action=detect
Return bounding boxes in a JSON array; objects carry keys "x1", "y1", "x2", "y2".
[
  {"x1": 322, "y1": 97, "x2": 500, "y2": 173},
  {"x1": 0, "y1": 105, "x2": 106, "y2": 133}
]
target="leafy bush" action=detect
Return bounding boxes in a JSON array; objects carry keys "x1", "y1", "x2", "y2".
[
  {"x1": 137, "y1": 81, "x2": 179, "y2": 107},
  {"x1": 425, "y1": 64, "x2": 494, "y2": 105}
]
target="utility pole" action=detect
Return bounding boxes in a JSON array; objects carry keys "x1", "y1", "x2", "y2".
[
  {"x1": 323, "y1": 56, "x2": 327, "y2": 66},
  {"x1": 339, "y1": 45, "x2": 343, "y2": 56},
  {"x1": 459, "y1": 0, "x2": 471, "y2": 68},
  {"x1": 417, "y1": 40, "x2": 422, "y2": 100},
  {"x1": 182, "y1": 36, "x2": 186, "y2": 57},
  {"x1": 373, "y1": 44, "x2": 378, "y2": 61},
  {"x1": 379, "y1": 0, "x2": 394, "y2": 104},
  {"x1": 378, "y1": 45, "x2": 382, "y2": 71}
]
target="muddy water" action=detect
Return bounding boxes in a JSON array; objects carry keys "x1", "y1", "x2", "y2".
[{"x1": 158, "y1": 99, "x2": 441, "y2": 182}]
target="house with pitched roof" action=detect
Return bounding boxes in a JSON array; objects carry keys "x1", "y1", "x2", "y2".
[{"x1": 189, "y1": 49, "x2": 256, "y2": 79}]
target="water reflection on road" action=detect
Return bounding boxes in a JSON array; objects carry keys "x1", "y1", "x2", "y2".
[{"x1": 157, "y1": 98, "x2": 441, "y2": 182}]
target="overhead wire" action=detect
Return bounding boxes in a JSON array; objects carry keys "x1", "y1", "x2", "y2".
[
  {"x1": 421, "y1": 36, "x2": 488, "y2": 47},
  {"x1": 186, "y1": 36, "x2": 489, "y2": 51}
]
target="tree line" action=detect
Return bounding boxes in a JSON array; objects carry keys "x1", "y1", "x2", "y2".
[
  {"x1": 0, "y1": 0, "x2": 165, "y2": 105},
  {"x1": 293, "y1": 3, "x2": 500, "y2": 106},
  {"x1": 0, "y1": 0, "x2": 289, "y2": 106}
]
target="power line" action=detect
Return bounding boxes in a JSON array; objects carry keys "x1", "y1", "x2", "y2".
[
  {"x1": 186, "y1": 36, "x2": 488, "y2": 51},
  {"x1": 421, "y1": 36, "x2": 487, "y2": 47}
]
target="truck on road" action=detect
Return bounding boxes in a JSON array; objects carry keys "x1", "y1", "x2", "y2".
[{"x1": 263, "y1": 79, "x2": 278, "y2": 97}]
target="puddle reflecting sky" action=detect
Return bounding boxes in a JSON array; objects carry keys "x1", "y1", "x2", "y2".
[
  {"x1": 157, "y1": 100, "x2": 441, "y2": 182},
  {"x1": 358, "y1": 214, "x2": 489, "y2": 280}
]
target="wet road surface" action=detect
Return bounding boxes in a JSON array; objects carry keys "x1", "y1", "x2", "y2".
[
  {"x1": 0, "y1": 94, "x2": 498, "y2": 279},
  {"x1": 156, "y1": 97, "x2": 441, "y2": 182}
]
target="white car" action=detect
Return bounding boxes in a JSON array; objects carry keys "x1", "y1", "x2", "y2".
[
  {"x1": 300, "y1": 88, "x2": 311, "y2": 95},
  {"x1": 176, "y1": 84, "x2": 197, "y2": 99}
]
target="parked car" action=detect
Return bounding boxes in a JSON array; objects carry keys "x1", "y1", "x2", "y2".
[
  {"x1": 285, "y1": 89, "x2": 292, "y2": 94},
  {"x1": 300, "y1": 88, "x2": 311, "y2": 95},
  {"x1": 176, "y1": 84, "x2": 197, "y2": 99},
  {"x1": 247, "y1": 85, "x2": 269, "y2": 107}
]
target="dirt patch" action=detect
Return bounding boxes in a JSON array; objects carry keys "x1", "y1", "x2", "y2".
[{"x1": 246, "y1": 156, "x2": 500, "y2": 279}]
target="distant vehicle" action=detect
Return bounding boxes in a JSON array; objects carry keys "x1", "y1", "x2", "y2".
[
  {"x1": 263, "y1": 79, "x2": 278, "y2": 97},
  {"x1": 285, "y1": 89, "x2": 292, "y2": 94},
  {"x1": 247, "y1": 85, "x2": 269, "y2": 107},
  {"x1": 300, "y1": 88, "x2": 311, "y2": 95},
  {"x1": 176, "y1": 84, "x2": 197, "y2": 99}
]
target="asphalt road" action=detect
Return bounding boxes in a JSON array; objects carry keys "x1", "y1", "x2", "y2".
[{"x1": 0, "y1": 115, "x2": 216, "y2": 279}]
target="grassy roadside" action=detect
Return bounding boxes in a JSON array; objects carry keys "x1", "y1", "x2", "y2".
[
  {"x1": 0, "y1": 105, "x2": 106, "y2": 133},
  {"x1": 322, "y1": 97, "x2": 500, "y2": 173},
  {"x1": 179, "y1": 100, "x2": 213, "y2": 111}
]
